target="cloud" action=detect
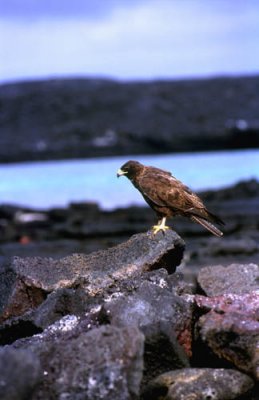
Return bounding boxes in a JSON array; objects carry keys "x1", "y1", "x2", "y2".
[{"x1": 0, "y1": 0, "x2": 259, "y2": 82}]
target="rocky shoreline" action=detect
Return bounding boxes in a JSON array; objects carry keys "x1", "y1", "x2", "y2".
[
  {"x1": 1, "y1": 179, "x2": 259, "y2": 266},
  {"x1": 1, "y1": 75, "x2": 259, "y2": 163},
  {"x1": 0, "y1": 179, "x2": 258, "y2": 399}
]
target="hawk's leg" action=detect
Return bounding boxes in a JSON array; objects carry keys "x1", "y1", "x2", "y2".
[{"x1": 152, "y1": 217, "x2": 170, "y2": 235}]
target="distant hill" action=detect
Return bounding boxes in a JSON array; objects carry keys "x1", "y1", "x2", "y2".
[{"x1": 0, "y1": 75, "x2": 259, "y2": 163}]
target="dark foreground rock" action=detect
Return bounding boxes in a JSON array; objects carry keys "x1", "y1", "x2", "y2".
[
  {"x1": 0, "y1": 230, "x2": 184, "y2": 322},
  {"x1": 0, "y1": 347, "x2": 41, "y2": 400},
  {"x1": 142, "y1": 368, "x2": 254, "y2": 400},
  {"x1": 30, "y1": 325, "x2": 144, "y2": 400},
  {"x1": 0, "y1": 231, "x2": 258, "y2": 399},
  {"x1": 195, "y1": 290, "x2": 259, "y2": 380},
  {"x1": 191, "y1": 263, "x2": 259, "y2": 382},
  {"x1": 104, "y1": 278, "x2": 193, "y2": 387}
]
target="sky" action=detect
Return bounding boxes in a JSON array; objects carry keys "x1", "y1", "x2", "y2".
[{"x1": 0, "y1": 0, "x2": 259, "y2": 83}]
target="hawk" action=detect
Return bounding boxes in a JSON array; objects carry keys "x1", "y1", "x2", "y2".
[{"x1": 117, "y1": 160, "x2": 224, "y2": 237}]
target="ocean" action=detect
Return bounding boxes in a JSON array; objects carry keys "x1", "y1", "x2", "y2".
[{"x1": 0, "y1": 149, "x2": 258, "y2": 210}]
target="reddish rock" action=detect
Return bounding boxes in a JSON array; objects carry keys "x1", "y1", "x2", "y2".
[
  {"x1": 195, "y1": 291, "x2": 259, "y2": 379},
  {"x1": 195, "y1": 291, "x2": 259, "y2": 318}
]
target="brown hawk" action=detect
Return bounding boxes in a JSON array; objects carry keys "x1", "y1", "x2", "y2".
[{"x1": 117, "y1": 160, "x2": 224, "y2": 237}]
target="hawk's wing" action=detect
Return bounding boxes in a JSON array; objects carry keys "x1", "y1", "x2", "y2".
[{"x1": 137, "y1": 168, "x2": 205, "y2": 214}]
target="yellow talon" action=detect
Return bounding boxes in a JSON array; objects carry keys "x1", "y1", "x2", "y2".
[{"x1": 152, "y1": 217, "x2": 170, "y2": 235}]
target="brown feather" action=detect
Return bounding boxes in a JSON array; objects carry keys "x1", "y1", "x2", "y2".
[
  {"x1": 117, "y1": 160, "x2": 224, "y2": 237},
  {"x1": 191, "y1": 215, "x2": 223, "y2": 237}
]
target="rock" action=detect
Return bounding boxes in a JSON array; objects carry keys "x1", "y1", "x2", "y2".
[
  {"x1": 0, "y1": 258, "x2": 47, "y2": 324},
  {"x1": 32, "y1": 288, "x2": 94, "y2": 329},
  {"x1": 198, "y1": 263, "x2": 259, "y2": 295},
  {"x1": 194, "y1": 291, "x2": 259, "y2": 318},
  {"x1": 15, "y1": 324, "x2": 144, "y2": 400},
  {"x1": 0, "y1": 347, "x2": 41, "y2": 400},
  {"x1": 0, "y1": 268, "x2": 194, "y2": 347},
  {"x1": 190, "y1": 238, "x2": 259, "y2": 268},
  {"x1": 12, "y1": 314, "x2": 89, "y2": 349},
  {"x1": 201, "y1": 178, "x2": 259, "y2": 201},
  {"x1": 0, "y1": 231, "x2": 184, "y2": 322},
  {"x1": 104, "y1": 278, "x2": 192, "y2": 386},
  {"x1": 205, "y1": 239, "x2": 258, "y2": 258},
  {"x1": 0, "y1": 315, "x2": 42, "y2": 346},
  {"x1": 105, "y1": 280, "x2": 193, "y2": 357},
  {"x1": 195, "y1": 291, "x2": 259, "y2": 379},
  {"x1": 1, "y1": 76, "x2": 259, "y2": 163},
  {"x1": 142, "y1": 368, "x2": 254, "y2": 400}
]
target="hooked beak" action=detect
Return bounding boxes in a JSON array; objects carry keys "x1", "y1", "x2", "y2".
[{"x1": 117, "y1": 168, "x2": 127, "y2": 178}]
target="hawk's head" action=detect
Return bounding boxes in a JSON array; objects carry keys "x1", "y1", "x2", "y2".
[{"x1": 117, "y1": 160, "x2": 143, "y2": 180}]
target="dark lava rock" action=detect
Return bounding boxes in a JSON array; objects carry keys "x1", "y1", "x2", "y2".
[
  {"x1": 0, "y1": 194, "x2": 258, "y2": 400},
  {"x1": 1, "y1": 76, "x2": 259, "y2": 162},
  {"x1": 198, "y1": 263, "x2": 259, "y2": 296},
  {"x1": 201, "y1": 178, "x2": 259, "y2": 202},
  {"x1": 195, "y1": 291, "x2": 259, "y2": 379},
  {"x1": 105, "y1": 280, "x2": 193, "y2": 357},
  {"x1": 0, "y1": 268, "x2": 194, "y2": 348},
  {"x1": 0, "y1": 231, "x2": 184, "y2": 322},
  {"x1": 104, "y1": 279, "x2": 192, "y2": 386},
  {"x1": 0, "y1": 347, "x2": 41, "y2": 400},
  {"x1": 32, "y1": 287, "x2": 95, "y2": 330},
  {"x1": 15, "y1": 324, "x2": 144, "y2": 400},
  {"x1": 142, "y1": 368, "x2": 254, "y2": 400},
  {"x1": 189, "y1": 238, "x2": 259, "y2": 268}
]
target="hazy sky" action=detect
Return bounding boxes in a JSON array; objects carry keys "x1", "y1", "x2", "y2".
[{"x1": 0, "y1": 0, "x2": 259, "y2": 83}]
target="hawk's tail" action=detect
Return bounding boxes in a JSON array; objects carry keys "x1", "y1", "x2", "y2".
[{"x1": 191, "y1": 215, "x2": 224, "y2": 237}]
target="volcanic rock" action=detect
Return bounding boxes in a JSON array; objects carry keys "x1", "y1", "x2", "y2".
[
  {"x1": 32, "y1": 287, "x2": 95, "y2": 329},
  {"x1": 142, "y1": 368, "x2": 254, "y2": 400},
  {"x1": 1, "y1": 76, "x2": 259, "y2": 163},
  {"x1": 0, "y1": 269, "x2": 195, "y2": 348},
  {"x1": 198, "y1": 263, "x2": 259, "y2": 295},
  {"x1": 12, "y1": 323, "x2": 144, "y2": 400},
  {"x1": 104, "y1": 278, "x2": 192, "y2": 385},
  {"x1": 0, "y1": 231, "x2": 184, "y2": 322},
  {"x1": 0, "y1": 196, "x2": 258, "y2": 400},
  {"x1": 0, "y1": 347, "x2": 41, "y2": 400},
  {"x1": 195, "y1": 291, "x2": 259, "y2": 379}
]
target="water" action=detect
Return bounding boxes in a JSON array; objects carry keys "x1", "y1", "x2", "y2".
[{"x1": 0, "y1": 149, "x2": 258, "y2": 210}]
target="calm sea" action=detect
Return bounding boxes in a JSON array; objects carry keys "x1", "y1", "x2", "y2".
[{"x1": 0, "y1": 149, "x2": 258, "y2": 210}]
